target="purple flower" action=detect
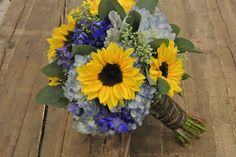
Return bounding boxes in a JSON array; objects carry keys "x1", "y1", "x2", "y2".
[
  {"x1": 68, "y1": 103, "x2": 79, "y2": 115},
  {"x1": 90, "y1": 17, "x2": 111, "y2": 40},
  {"x1": 70, "y1": 17, "x2": 111, "y2": 49},
  {"x1": 72, "y1": 29, "x2": 90, "y2": 45},
  {"x1": 68, "y1": 103, "x2": 84, "y2": 116},
  {"x1": 56, "y1": 45, "x2": 74, "y2": 70},
  {"x1": 95, "y1": 106, "x2": 133, "y2": 133}
]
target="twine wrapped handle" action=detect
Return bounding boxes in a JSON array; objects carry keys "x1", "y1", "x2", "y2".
[{"x1": 151, "y1": 96, "x2": 207, "y2": 145}]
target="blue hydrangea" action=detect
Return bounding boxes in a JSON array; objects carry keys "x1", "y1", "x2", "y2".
[
  {"x1": 127, "y1": 82, "x2": 156, "y2": 128},
  {"x1": 63, "y1": 55, "x2": 89, "y2": 102},
  {"x1": 135, "y1": 7, "x2": 176, "y2": 42},
  {"x1": 69, "y1": 101, "x2": 100, "y2": 135}
]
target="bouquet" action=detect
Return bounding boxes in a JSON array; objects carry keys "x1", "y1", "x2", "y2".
[{"x1": 36, "y1": 0, "x2": 207, "y2": 145}]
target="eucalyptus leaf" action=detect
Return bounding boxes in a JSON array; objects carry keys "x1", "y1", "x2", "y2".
[
  {"x1": 179, "y1": 48, "x2": 203, "y2": 53},
  {"x1": 170, "y1": 24, "x2": 180, "y2": 36},
  {"x1": 182, "y1": 72, "x2": 191, "y2": 80},
  {"x1": 72, "y1": 45, "x2": 97, "y2": 56},
  {"x1": 175, "y1": 38, "x2": 202, "y2": 53},
  {"x1": 41, "y1": 61, "x2": 65, "y2": 79},
  {"x1": 149, "y1": 39, "x2": 169, "y2": 51},
  {"x1": 98, "y1": 0, "x2": 126, "y2": 19},
  {"x1": 47, "y1": 98, "x2": 69, "y2": 108},
  {"x1": 126, "y1": 10, "x2": 141, "y2": 32},
  {"x1": 35, "y1": 85, "x2": 65, "y2": 105},
  {"x1": 157, "y1": 78, "x2": 170, "y2": 95}
]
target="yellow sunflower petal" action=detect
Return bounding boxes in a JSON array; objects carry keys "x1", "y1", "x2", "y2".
[
  {"x1": 87, "y1": 92, "x2": 99, "y2": 100},
  {"x1": 99, "y1": 86, "x2": 110, "y2": 104},
  {"x1": 119, "y1": 84, "x2": 129, "y2": 99},
  {"x1": 109, "y1": 89, "x2": 118, "y2": 108},
  {"x1": 82, "y1": 82, "x2": 102, "y2": 93}
]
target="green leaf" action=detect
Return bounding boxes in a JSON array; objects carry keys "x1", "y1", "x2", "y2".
[
  {"x1": 182, "y1": 72, "x2": 191, "y2": 80},
  {"x1": 136, "y1": 0, "x2": 160, "y2": 14},
  {"x1": 170, "y1": 24, "x2": 180, "y2": 36},
  {"x1": 41, "y1": 61, "x2": 65, "y2": 79},
  {"x1": 180, "y1": 48, "x2": 203, "y2": 53},
  {"x1": 145, "y1": 68, "x2": 156, "y2": 86},
  {"x1": 98, "y1": 0, "x2": 126, "y2": 19},
  {"x1": 48, "y1": 98, "x2": 68, "y2": 108},
  {"x1": 149, "y1": 39, "x2": 169, "y2": 51},
  {"x1": 72, "y1": 45, "x2": 97, "y2": 56},
  {"x1": 126, "y1": 10, "x2": 141, "y2": 32},
  {"x1": 35, "y1": 85, "x2": 65, "y2": 106},
  {"x1": 175, "y1": 38, "x2": 202, "y2": 53},
  {"x1": 157, "y1": 78, "x2": 170, "y2": 95}
]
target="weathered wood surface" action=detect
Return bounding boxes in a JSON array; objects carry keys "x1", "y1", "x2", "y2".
[{"x1": 0, "y1": 0, "x2": 235, "y2": 156}]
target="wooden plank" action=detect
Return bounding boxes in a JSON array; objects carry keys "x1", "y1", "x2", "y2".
[
  {"x1": 214, "y1": 0, "x2": 236, "y2": 39},
  {"x1": 0, "y1": 0, "x2": 37, "y2": 81},
  {"x1": 0, "y1": 0, "x2": 68, "y2": 156}
]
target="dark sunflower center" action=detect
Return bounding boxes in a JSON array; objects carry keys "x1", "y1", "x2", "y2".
[
  {"x1": 159, "y1": 62, "x2": 169, "y2": 78},
  {"x1": 98, "y1": 63, "x2": 123, "y2": 86}
]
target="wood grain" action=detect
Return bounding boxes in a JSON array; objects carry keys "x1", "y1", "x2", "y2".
[{"x1": 0, "y1": 0, "x2": 235, "y2": 156}]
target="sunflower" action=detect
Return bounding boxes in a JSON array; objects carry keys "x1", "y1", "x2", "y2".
[
  {"x1": 149, "y1": 40, "x2": 184, "y2": 97},
  {"x1": 84, "y1": 0, "x2": 136, "y2": 15},
  {"x1": 48, "y1": 77, "x2": 61, "y2": 86},
  {"x1": 47, "y1": 14, "x2": 77, "y2": 61},
  {"x1": 77, "y1": 42, "x2": 144, "y2": 109}
]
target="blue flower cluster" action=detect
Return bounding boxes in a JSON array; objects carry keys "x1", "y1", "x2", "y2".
[
  {"x1": 68, "y1": 101, "x2": 100, "y2": 134},
  {"x1": 72, "y1": 17, "x2": 111, "y2": 48},
  {"x1": 135, "y1": 7, "x2": 176, "y2": 42},
  {"x1": 95, "y1": 106, "x2": 134, "y2": 133},
  {"x1": 63, "y1": 55, "x2": 89, "y2": 102}
]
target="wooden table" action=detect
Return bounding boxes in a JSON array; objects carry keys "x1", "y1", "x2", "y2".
[{"x1": 0, "y1": 0, "x2": 236, "y2": 156}]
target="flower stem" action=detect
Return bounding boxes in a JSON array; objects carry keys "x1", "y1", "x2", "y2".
[{"x1": 151, "y1": 96, "x2": 207, "y2": 145}]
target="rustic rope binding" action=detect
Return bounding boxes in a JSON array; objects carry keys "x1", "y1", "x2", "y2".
[{"x1": 151, "y1": 96, "x2": 207, "y2": 145}]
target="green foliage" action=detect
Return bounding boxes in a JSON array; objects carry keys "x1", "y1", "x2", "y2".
[
  {"x1": 98, "y1": 0, "x2": 126, "y2": 19},
  {"x1": 182, "y1": 72, "x2": 191, "y2": 80},
  {"x1": 175, "y1": 38, "x2": 202, "y2": 53},
  {"x1": 136, "y1": 0, "x2": 160, "y2": 14},
  {"x1": 35, "y1": 85, "x2": 68, "y2": 108},
  {"x1": 50, "y1": 98, "x2": 69, "y2": 108},
  {"x1": 149, "y1": 39, "x2": 169, "y2": 51},
  {"x1": 121, "y1": 27, "x2": 153, "y2": 64},
  {"x1": 170, "y1": 24, "x2": 180, "y2": 36},
  {"x1": 72, "y1": 45, "x2": 97, "y2": 56},
  {"x1": 126, "y1": 10, "x2": 141, "y2": 32},
  {"x1": 157, "y1": 78, "x2": 170, "y2": 95},
  {"x1": 41, "y1": 61, "x2": 65, "y2": 79},
  {"x1": 72, "y1": 3, "x2": 99, "y2": 22}
]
